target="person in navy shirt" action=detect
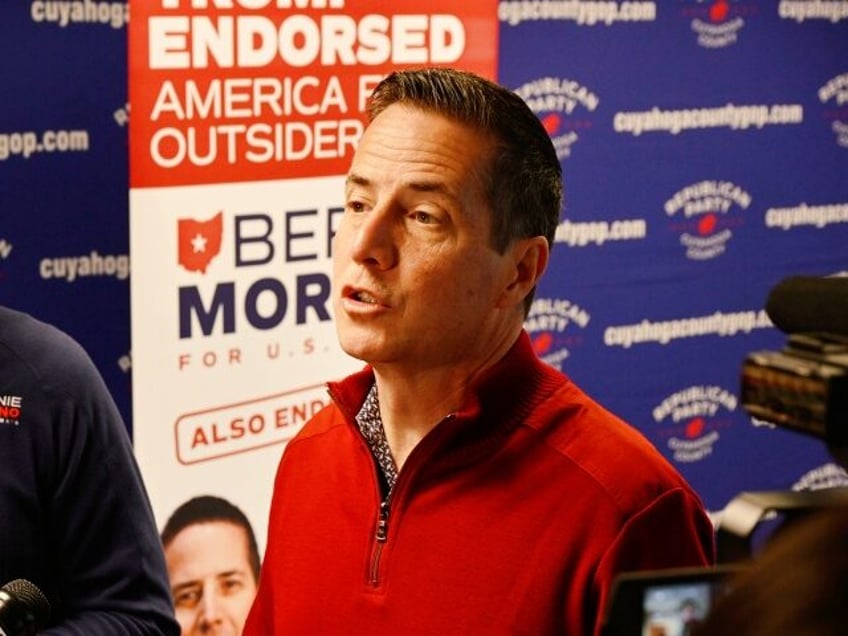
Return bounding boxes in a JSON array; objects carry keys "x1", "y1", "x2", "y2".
[{"x1": 0, "y1": 305, "x2": 179, "y2": 634}]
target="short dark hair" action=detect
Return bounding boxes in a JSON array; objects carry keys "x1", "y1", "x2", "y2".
[
  {"x1": 161, "y1": 495, "x2": 260, "y2": 582},
  {"x1": 366, "y1": 68, "x2": 564, "y2": 314},
  {"x1": 693, "y1": 506, "x2": 848, "y2": 636}
]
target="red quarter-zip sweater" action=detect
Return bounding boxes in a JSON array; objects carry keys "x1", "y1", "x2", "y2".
[{"x1": 245, "y1": 332, "x2": 715, "y2": 635}]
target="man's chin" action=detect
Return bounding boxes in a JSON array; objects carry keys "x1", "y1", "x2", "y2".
[
  {"x1": 338, "y1": 337, "x2": 376, "y2": 361},
  {"x1": 338, "y1": 336, "x2": 396, "y2": 366}
]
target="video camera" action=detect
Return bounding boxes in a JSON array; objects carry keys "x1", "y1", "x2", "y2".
[
  {"x1": 601, "y1": 275, "x2": 848, "y2": 635},
  {"x1": 740, "y1": 274, "x2": 848, "y2": 466}
]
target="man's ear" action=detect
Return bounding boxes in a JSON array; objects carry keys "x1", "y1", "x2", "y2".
[{"x1": 497, "y1": 236, "x2": 549, "y2": 309}]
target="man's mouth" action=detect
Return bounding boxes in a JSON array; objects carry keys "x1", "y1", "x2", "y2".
[{"x1": 351, "y1": 290, "x2": 379, "y2": 304}]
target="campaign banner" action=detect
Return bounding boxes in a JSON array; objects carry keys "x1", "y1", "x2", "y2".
[{"x1": 128, "y1": 0, "x2": 498, "y2": 553}]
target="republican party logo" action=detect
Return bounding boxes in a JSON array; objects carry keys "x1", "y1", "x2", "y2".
[
  {"x1": 818, "y1": 73, "x2": 848, "y2": 148},
  {"x1": 524, "y1": 297, "x2": 590, "y2": 369},
  {"x1": 514, "y1": 77, "x2": 599, "y2": 161},
  {"x1": 665, "y1": 180, "x2": 750, "y2": 260},
  {"x1": 653, "y1": 385, "x2": 737, "y2": 463},
  {"x1": 679, "y1": 0, "x2": 758, "y2": 48},
  {"x1": 178, "y1": 212, "x2": 223, "y2": 274}
]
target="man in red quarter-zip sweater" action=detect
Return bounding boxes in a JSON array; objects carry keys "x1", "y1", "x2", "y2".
[{"x1": 244, "y1": 68, "x2": 715, "y2": 636}]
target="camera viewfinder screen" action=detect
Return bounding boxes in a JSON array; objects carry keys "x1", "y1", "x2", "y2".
[{"x1": 641, "y1": 581, "x2": 718, "y2": 636}]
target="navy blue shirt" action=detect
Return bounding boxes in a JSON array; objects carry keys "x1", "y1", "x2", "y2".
[{"x1": 0, "y1": 306, "x2": 179, "y2": 634}]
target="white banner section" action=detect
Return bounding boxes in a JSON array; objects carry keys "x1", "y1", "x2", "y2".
[{"x1": 131, "y1": 175, "x2": 359, "y2": 551}]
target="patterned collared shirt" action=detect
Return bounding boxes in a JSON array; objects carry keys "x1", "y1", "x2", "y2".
[{"x1": 355, "y1": 383, "x2": 398, "y2": 495}]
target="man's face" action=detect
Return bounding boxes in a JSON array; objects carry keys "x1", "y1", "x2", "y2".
[
  {"x1": 165, "y1": 521, "x2": 257, "y2": 636},
  {"x1": 333, "y1": 103, "x2": 527, "y2": 374}
]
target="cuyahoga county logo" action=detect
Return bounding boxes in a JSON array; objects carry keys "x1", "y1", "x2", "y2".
[
  {"x1": 178, "y1": 212, "x2": 223, "y2": 274},
  {"x1": 0, "y1": 394, "x2": 23, "y2": 426},
  {"x1": 514, "y1": 77, "x2": 599, "y2": 160},
  {"x1": 652, "y1": 385, "x2": 737, "y2": 463},
  {"x1": 818, "y1": 73, "x2": 848, "y2": 148},
  {"x1": 665, "y1": 180, "x2": 750, "y2": 260},
  {"x1": 524, "y1": 297, "x2": 590, "y2": 369},
  {"x1": 679, "y1": 0, "x2": 758, "y2": 48}
]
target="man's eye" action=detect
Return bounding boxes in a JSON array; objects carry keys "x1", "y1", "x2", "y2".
[
  {"x1": 413, "y1": 211, "x2": 434, "y2": 224},
  {"x1": 221, "y1": 578, "x2": 245, "y2": 595},
  {"x1": 346, "y1": 201, "x2": 366, "y2": 213},
  {"x1": 174, "y1": 589, "x2": 201, "y2": 608}
]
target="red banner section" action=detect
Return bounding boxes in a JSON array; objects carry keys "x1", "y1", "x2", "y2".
[{"x1": 129, "y1": 1, "x2": 498, "y2": 188}]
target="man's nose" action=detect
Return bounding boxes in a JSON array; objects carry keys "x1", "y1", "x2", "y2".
[
  {"x1": 350, "y1": 205, "x2": 399, "y2": 270},
  {"x1": 197, "y1": 591, "x2": 223, "y2": 629}
]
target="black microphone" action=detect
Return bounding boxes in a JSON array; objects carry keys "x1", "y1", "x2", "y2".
[
  {"x1": 0, "y1": 579, "x2": 51, "y2": 636},
  {"x1": 765, "y1": 275, "x2": 848, "y2": 336}
]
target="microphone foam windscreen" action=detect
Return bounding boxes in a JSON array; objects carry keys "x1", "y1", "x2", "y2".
[{"x1": 765, "y1": 275, "x2": 848, "y2": 335}]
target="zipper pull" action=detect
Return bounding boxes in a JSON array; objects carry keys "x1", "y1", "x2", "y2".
[{"x1": 375, "y1": 500, "x2": 390, "y2": 542}]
